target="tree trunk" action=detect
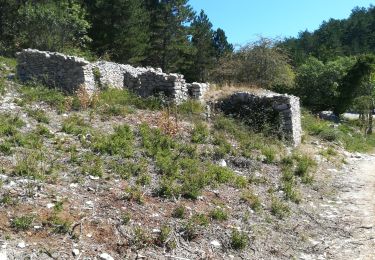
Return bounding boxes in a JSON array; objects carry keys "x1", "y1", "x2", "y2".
[{"x1": 367, "y1": 99, "x2": 374, "y2": 135}]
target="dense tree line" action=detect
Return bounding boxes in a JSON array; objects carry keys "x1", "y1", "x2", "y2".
[
  {"x1": 275, "y1": 5, "x2": 375, "y2": 123},
  {"x1": 0, "y1": 0, "x2": 233, "y2": 82},
  {"x1": 279, "y1": 5, "x2": 375, "y2": 66}
]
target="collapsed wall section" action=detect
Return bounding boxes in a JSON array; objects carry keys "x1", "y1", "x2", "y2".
[
  {"x1": 16, "y1": 49, "x2": 208, "y2": 103},
  {"x1": 16, "y1": 49, "x2": 94, "y2": 93},
  {"x1": 218, "y1": 92, "x2": 302, "y2": 146}
]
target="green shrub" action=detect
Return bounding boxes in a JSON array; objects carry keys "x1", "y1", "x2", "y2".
[
  {"x1": 155, "y1": 153, "x2": 179, "y2": 177},
  {"x1": 97, "y1": 88, "x2": 162, "y2": 111},
  {"x1": 92, "y1": 124, "x2": 134, "y2": 157},
  {"x1": 191, "y1": 122, "x2": 209, "y2": 143},
  {"x1": 209, "y1": 208, "x2": 228, "y2": 221},
  {"x1": 124, "y1": 185, "x2": 144, "y2": 205},
  {"x1": 136, "y1": 173, "x2": 152, "y2": 186},
  {"x1": 271, "y1": 197, "x2": 290, "y2": 219},
  {"x1": 0, "y1": 114, "x2": 25, "y2": 137},
  {"x1": 139, "y1": 123, "x2": 176, "y2": 157},
  {"x1": 191, "y1": 213, "x2": 209, "y2": 226},
  {"x1": 240, "y1": 190, "x2": 261, "y2": 212},
  {"x1": 294, "y1": 154, "x2": 316, "y2": 183},
  {"x1": 0, "y1": 141, "x2": 12, "y2": 155},
  {"x1": 177, "y1": 100, "x2": 204, "y2": 116},
  {"x1": 261, "y1": 146, "x2": 277, "y2": 163},
  {"x1": 205, "y1": 164, "x2": 235, "y2": 184},
  {"x1": 62, "y1": 114, "x2": 91, "y2": 135},
  {"x1": 20, "y1": 84, "x2": 66, "y2": 112},
  {"x1": 282, "y1": 180, "x2": 301, "y2": 203},
  {"x1": 319, "y1": 128, "x2": 340, "y2": 142},
  {"x1": 27, "y1": 109, "x2": 49, "y2": 124},
  {"x1": 157, "y1": 177, "x2": 181, "y2": 198},
  {"x1": 35, "y1": 124, "x2": 54, "y2": 138},
  {"x1": 11, "y1": 215, "x2": 34, "y2": 231},
  {"x1": 231, "y1": 230, "x2": 248, "y2": 250},
  {"x1": 81, "y1": 155, "x2": 104, "y2": 177},
  {"x1": 172, "y1": 205, "x2": 186, "y2": 219},
  {"x1": 121, "y1": 213, "x2": 131, "y2": 225}
]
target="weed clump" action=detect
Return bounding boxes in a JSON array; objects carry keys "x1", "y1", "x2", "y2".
[
  {"x1": 92, "y1": 124, "x2": 134, "y2": 157},
  {"x1": 231, "y1": 229, "x2": 248, "y2": 250},
  {"x1": 11, "y1": 215, "x2": 34, "y2": 231}
]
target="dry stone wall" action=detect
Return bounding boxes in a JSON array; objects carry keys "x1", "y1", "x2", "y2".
[
  {"x1": 217, "y1": 91, "x2": 302, "y2": 146},
  {"x1": 16, "y1": 49, "x2": 207, "y2": 103}
]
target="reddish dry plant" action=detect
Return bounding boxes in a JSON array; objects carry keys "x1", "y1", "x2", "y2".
[
  {"x1": 157, "y1": 107, "x2": 179, "y2": 136},
  {"x1": 75, "y1": 85, "x2": 100, "y2": 110},
  {"x1": 76, "y1": 85, "x2": 91, "y2": 110},
  {"x1": 64, "y1": 96, "x2": 74, "y2": 111}
]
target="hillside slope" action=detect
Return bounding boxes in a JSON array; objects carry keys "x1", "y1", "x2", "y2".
[{"x1": 0, "y1": 57, "x2": 374, "y2": 259}]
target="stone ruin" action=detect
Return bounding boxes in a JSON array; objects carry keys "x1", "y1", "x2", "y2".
[
  {"x1": 16, "y1": 49, "x2": 210, "y2": 103},
  {"x1": 217, "y1": 91, "x2": 302, "y2": 146},
  {"x1": 15, "y1": 49, "x2": 302, "y2": 146}
]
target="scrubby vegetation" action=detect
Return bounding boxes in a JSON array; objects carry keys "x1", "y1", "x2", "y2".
[{"x1": 0, "y1": 2, "x2": 375, "y2": 259}]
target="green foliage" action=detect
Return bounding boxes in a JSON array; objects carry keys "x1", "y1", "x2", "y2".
[
  {"x1": 191, "y1": 122, "x2": 209, "y2": 143},
  {"x1": 334, "y1": 54, "x2": 375, "y2": 115},
  {"x1": 295, "y1": 56, "x2": 356, "y2": 111},
  {"x1": 177, "y1": 100, "x2": 205, "y2": 116},
  {"x1": 20, "y1": 84, "x2": 66, "y2": 112},
  {"x1": 121, "y1": 213, "x2": 131, "y2": 225},
  {"x1": 172, "y1": 205, "x2": 186, "y2": 219},
  {"x1": 240, "y1": 190, "x2": 261, "y2": 212},
  {"x1": 215, "y1": 38, "x2": 295, "y2": 89},
  {"x1": 96, "y1": 89, "x2": 162, "y2": 116},
  {"x1": 213, "y1": 114, "x2": 283, "y2": 159},
  {"x1": 92, "y1": 124, "x2": 134, "y2": 157},
  {"x1": 62, "y1": 115, "x2": 91, "y2": 136},
  {"x1": 279, "y1": 6, "x2": 375, "y2": 65},
  {"x1": 124, "y1": 185, "x2": 144, "y2": 205},
  {"x1": 302, "y1": 110, "x2": 375, "y2": 152},
  {"x1": 0, "y1": 113, "x2": 24, "y2": 137},
  {"x1": 27, "y1": 109, "x2": 49, "y2": 124},
  {"x1": 271, "y1": 197, "x2": 290, "y2": 219},
  {"x1": 11, "y1": 215, "x2": 34, "y2": 231},
  {"x1": 231, "y1": 230, "x2": 248, "y2": 250},
  {"x1": 209, "y1": 208, "x2": 228, "y2": 221},
  {"x1": 17, "y1": 1, "x2": 91, "y2": 52}
]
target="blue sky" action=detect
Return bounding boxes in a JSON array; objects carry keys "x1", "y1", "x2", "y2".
[{"x1": 189, "y1": 0, "x2": 374, "y2": 47}]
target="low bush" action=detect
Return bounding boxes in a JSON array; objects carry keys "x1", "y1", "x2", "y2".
[
  {"x1": 11, "y1": 215, "x2": 34, "y2": 231},
  {"x1": 271, "y1": 197, "x2": 290, "y2": 219},
  {"x1": 240, "y1": 190, "x2": 261, "y2": 212},
  {"x1": 191, "y1": 122, "x2": 209, "y2": 143},
  {"x1": 92, "y1": 124, "x2": 134, "y2": 157},
  {"x1": 231, "y1": 229, "x2": 248, "y2": 250},
  {"x1": 62, "y1": 114, "x2": 91, "y2": 135},
  {"x1": 209, "y1": 208, "x2": 228, "y2": 221}
]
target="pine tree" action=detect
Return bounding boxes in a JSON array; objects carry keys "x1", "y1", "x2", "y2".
[
  {"x1": 213, "y1": 28, "x2": 233, "y2": 60},
  {"x1": 188, "y1": 10, "x2": 215, "y2": 82},
  {"x1": 146, "y1": 0, "x2": 195, "y2": 73}
]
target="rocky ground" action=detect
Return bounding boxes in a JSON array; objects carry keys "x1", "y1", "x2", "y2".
[{"x1": 0, "y1": 62, "x2": 375, "y2": 260}]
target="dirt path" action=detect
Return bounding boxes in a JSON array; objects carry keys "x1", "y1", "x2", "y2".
[{"x1": 324, "y1": 154, "x2": 375, "y2": 259}]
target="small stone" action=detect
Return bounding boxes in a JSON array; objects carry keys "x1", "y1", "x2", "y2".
[
  {"x1": 86, "y1": 233, "x2": 92, "y2": 238},
  {"x1": 33, "y1": 225, "x2": 42, "y2": 230},
  {"x1": 70, "y1": 183, "x2": 78, "y2": 188},
  {"x1": 89, "y1": 175, "x2": 100, "y2": 180},
  {"x1": 0, "y1": 249, "x2": 6, "y2": 260},
  {"x1": 72, "y1": 249, "x2": 80, "y2": 256},
  {"x1": 17, "y1": 241, "x2": 26, "y2": 248},
  {"x1": 46, "y1": 203, "x2": 55, "y2": 209},
  {"x1": 210, "y1": 240, "x2": 221, "y2": 248},
  {"x1": 152, "y1": 229, "x2": 161, "y2": 233},
  {"x1": 85, "y1": 201, "x2": 94, "y2": 208},
  {"x1": 99, "y1": 253, "x2": 114, "y2": 260},
  {"x1": 219, "y1": 159, "x2": 227, "y2": 167}
]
